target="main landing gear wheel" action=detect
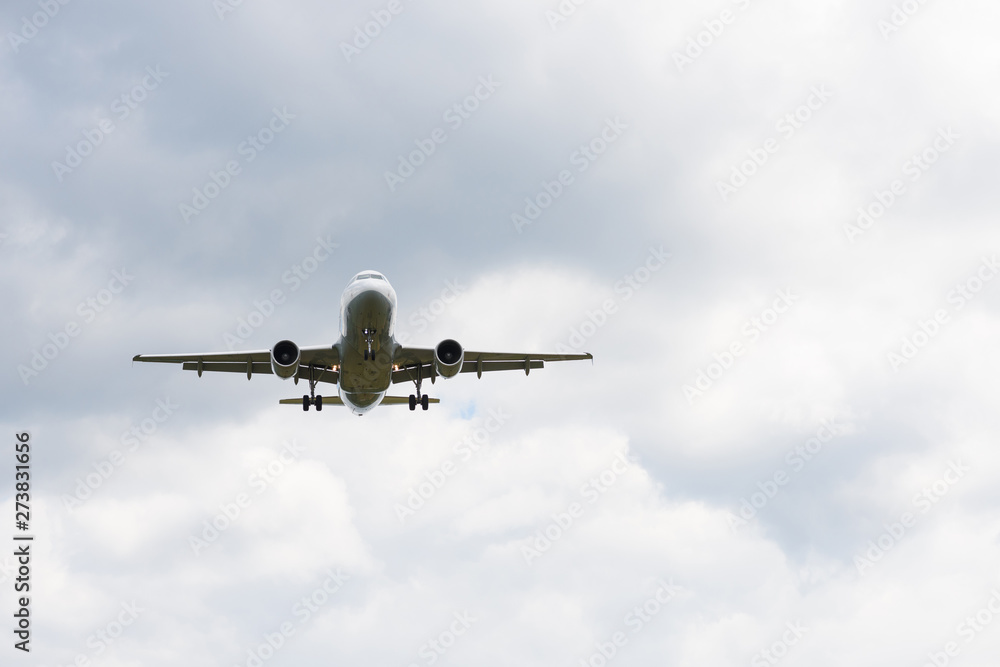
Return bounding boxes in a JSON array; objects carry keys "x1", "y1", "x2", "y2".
[
  {"x1": 421, "y1": 394, "x2": 429, "y2": 411},
  {"x1": 409, "y1": 394, "x2": 416, "y2": 411},
  {"x1": 302, "y1": 394, "x2": 324, "y2": 411}
]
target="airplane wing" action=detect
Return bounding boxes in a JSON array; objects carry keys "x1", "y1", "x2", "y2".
[
  {"x1": 390, "y1": 347, "x2": 592, "y2": 383},
  {"x1": 132, "y1": 345, "x2": 341, "y2": 384}
]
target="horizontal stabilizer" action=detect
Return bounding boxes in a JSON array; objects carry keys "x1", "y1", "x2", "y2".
[
  {"x1": 381, "y1": 396, "x2": 440, "y2": 405},
  {"x1": 278, "y1": 396, "x2": 439, "y2": 406},
  {"x1": 279, "y1": 397, "x2": 345, "y2": 406}
]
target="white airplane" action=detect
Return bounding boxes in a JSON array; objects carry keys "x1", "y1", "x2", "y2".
[{"x1": 133, "y1": 270, "x2": 593, "y2": 415}]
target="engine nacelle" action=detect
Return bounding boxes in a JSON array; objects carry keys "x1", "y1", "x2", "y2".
[
  {"x1": 270, "y1": 340, "x2": 300, "y2": 379},
  {"x1": 434, "y1": 339, "x2": 464, "y2": 379}
]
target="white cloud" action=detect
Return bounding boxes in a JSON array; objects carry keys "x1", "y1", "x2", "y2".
[{"x1": 2, "y1": 0, "x2": 999, "y2": 664}]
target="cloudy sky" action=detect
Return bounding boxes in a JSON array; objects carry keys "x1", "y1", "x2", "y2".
[{"x1": 3, "y1": 0, "x2": 1000, "y2": 665}]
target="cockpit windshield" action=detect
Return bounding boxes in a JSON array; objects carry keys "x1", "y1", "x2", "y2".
[{"x1": 352, "y1": 272, "x2": 385, "y2": 282}]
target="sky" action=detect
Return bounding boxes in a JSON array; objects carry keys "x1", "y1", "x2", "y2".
[{"x1": 2, "y1": 0, "x2": 1000, "y2": 665}]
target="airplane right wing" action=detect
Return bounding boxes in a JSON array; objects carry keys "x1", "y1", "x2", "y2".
[{"x1": 390, "y1": 347, "x2": 592, "y2": 383}]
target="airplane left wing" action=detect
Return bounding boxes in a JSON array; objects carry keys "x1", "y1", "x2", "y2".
[
  {"x1": 390, "y1": 346, "x2": 592, "y2": 383},
  {"x1": 133, "y1": 345, "x2": 341, "y2": 384}
]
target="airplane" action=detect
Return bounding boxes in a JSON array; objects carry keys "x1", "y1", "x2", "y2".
[{"x1": 133, "y1": 270, "x2": 593, "y2": 415}]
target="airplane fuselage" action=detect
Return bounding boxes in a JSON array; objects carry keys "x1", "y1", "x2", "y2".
[{"x1": 337, "y1": 271, "x2": 397, "y2": 414}]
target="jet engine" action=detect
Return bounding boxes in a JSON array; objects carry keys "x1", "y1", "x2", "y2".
[
  {"x1": 270, "y1": 340, "x2": 300, "y2": 379},
  {"x1": 434, "y1": 339, "x2": 464, "y2": 379}
]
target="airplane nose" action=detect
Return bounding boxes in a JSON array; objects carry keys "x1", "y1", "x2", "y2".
[{"x1": 358, "y1": 289, "x2": 390, "y2": 309}]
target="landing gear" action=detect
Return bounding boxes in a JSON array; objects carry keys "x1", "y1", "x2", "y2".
[
  {"x1": 302, "y1": 365, "x2": 323, "y2": 411},
  {"x1": 407, "y1": 368, "x2": 430, "y2": 411},
  {"x1": 362, "y1": 328, "x2": 376, "y2": 361}
]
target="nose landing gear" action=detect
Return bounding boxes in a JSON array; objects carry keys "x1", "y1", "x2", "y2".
[{"x1": 362, "y1": 328, "x2": 376, "y2": 360}]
